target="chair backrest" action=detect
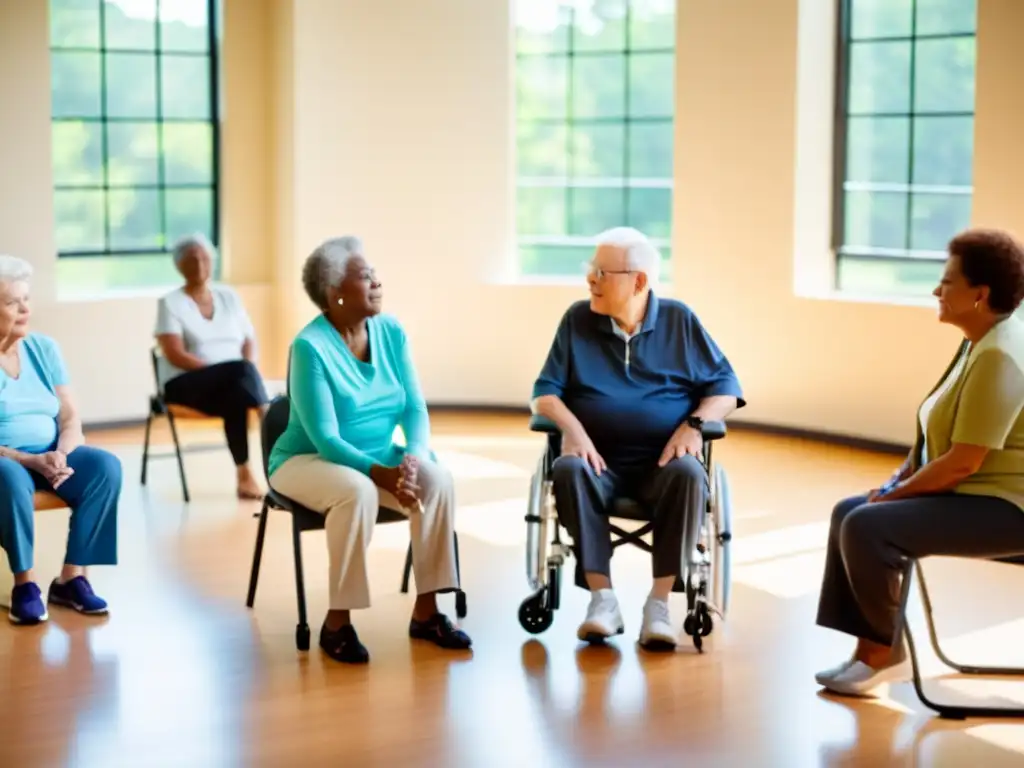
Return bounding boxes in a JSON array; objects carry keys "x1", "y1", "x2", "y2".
[
  {"x1": 261, "y1": 395, "x2": 291, "y2": 483},
  {"x1": 150, "y1": 347, "x2": 162, "y2": 395}
]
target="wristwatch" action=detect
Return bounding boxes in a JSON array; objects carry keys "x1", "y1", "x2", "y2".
[{"x1": 685, "y1": 415, "x2": 704, "y2": 431}]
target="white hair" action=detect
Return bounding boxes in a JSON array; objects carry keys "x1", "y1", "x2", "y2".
[
  {"x1": 595, "y1": 226, "x2": 662, "y2": 282},
  {"x1": 302, "y1": 236, "x2": 364, "y2": 310},
  {"x1": 0, "y1": 254, "x2": 33, "y2": 284},
  {"x1": 171, "y1": 233, "x2": 217, "y2": 267}
]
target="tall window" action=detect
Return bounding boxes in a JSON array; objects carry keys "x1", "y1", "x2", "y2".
[
  {"x1": 49, "y1": 0, "x2": 219, "y2": 293},
  {"x1": 515, "y1": 0, "x2": 675, "y2": 279},
  {"x1": 833, "y1": 0, "x2": 977, "y2": 296}
]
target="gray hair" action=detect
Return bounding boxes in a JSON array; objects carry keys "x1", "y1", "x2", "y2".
[
  {"x1": 0, "y1": 254, "x2": 33, "y2": 284},
  {"x1": 171, "y1": 233, "x2": 217, "y2": 267},
  {"x1": 302, "y1": 236, "x2": 364, "y2": 310},
  {"x1": 595, "y1": 226, "x2": 662, "y2": 282}
]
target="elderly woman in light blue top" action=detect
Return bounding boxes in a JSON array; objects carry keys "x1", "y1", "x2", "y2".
[
  {"x1": 0, "y1": 255, "x2": 121, "y2": 625},
  {"x1": 269, "y1": 236, "x2": 470, "y2": 665}
]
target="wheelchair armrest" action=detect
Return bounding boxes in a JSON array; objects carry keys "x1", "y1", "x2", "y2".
[
  {"x1": 531, "y1": 412, "x2": 726, "y2": 442},
  {"x1": 701, "y1": 420, "x2": 727, "y2": 442},
  {"x1": 529, "y1": 413, "x2": 561, "y2": 434}
]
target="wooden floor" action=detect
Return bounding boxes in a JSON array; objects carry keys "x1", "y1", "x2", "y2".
[{"x1": 2, "y1": 413, "x2": 1024, "y2": 767}]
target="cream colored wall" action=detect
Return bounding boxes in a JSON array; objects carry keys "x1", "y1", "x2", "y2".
[
  {"x1": 0, "y1": 0, "x2": 275, "y2": 423},
  {"x1": 1, "y1": 0, "x2": 1022, "y2": 442}
]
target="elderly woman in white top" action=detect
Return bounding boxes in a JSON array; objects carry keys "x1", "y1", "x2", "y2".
[{"x1": 154, "y1": 234, "x2": 268, "y2": 499}]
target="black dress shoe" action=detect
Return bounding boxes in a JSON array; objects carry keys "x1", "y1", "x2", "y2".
[
  {"x1": 409, "y1": 613, "x2": 472, "y2": 650},
  {"x1": 320, "y1": 623, "x2": 370, "y2": 664}
]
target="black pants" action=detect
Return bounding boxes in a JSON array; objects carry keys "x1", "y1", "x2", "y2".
[
  {"x1": 816, "y1": 492, "x2": 1024, "y2": 648},
  {"x1": 551, "y1": 454, "x2": 708, "y2": 589},
  {"x1": 163, "y1": 360, "x2": 268, "y2": 466}
]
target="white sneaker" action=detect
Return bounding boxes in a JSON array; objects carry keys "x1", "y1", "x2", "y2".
[
  {"x1": 822, "y1": 658, "x2": 912, "y2": 698},
  {"x1": 815, "y1": 657, "x2": 856, "y2": 686},
  {"x1": 638, "y1": 596, "x2": 677, "y2": 651},
  {"x1": 577, "y1": 589, "x2": 624, "y2": 643}
]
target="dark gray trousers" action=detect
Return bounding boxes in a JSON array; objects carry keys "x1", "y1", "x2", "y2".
[
  {"x1": 816, "y1": 492, "x2": 1024, "y2": 647},
  {"x1": 551, "y1": 454, "x2": 708, "y2": 589}
]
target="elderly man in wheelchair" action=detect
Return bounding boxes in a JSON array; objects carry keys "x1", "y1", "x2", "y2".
[{"x1": 519, "y1": 227, "x2": 744, "y2": 652}]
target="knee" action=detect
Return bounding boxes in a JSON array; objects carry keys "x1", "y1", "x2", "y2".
[
  {"x1": 838, "y1": 506, "x2": 879, "y2": 553},
  {"x1": 660, "y1": 455, "x2": 707, "y2": 487},
  {"x1": 0, "y1": 458, "x2": 33, "y2": 514},
  {"x1": 70, "y1": 447, "x2": 123, "y2": 489},
  {"x1": 343, "y1": 472, "x2": 379, "y2": 515},
  {"x1": 551, "y1": 455, "x2": 591, "y2": 488},
  {"x1": 416, "y1": 459, "x2": 453, "y2": 503},
  {"x1": 830, "y1": 494, "x2": 867, "y2": 533}
]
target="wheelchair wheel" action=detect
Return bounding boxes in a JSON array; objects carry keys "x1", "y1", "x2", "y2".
[
  {"x1": 518, "y1": 590, "x2": 554, "y2": 634},
  {"x1": 683, "y1": 603, "x2": 712, "y2": 652},
  {"x1": 712, "y1": 463, "x2": 733, "y2": 617}
]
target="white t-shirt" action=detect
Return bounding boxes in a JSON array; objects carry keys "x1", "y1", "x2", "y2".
[{"x1": 154, "y1": 284, "x2": 256, "y2": 387}]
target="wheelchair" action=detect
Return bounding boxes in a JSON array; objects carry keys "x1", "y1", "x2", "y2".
[{"x1": 518, "y1": 414, "x2": 733, "y2": 652}]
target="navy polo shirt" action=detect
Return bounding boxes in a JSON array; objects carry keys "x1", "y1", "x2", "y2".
[{"x1": 532, "y1": 292, "x2": 745, "y2": 473}]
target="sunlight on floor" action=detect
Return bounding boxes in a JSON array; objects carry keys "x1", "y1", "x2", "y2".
[{"x1": 966, "y1": 724, "x2": 1024, "y2": 756}]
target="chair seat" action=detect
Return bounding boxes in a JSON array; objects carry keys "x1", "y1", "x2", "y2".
[
  {"x1": 167, "y1": 403, "x2": 215, "y2": 420},
  {"x1": 33, "y1": 491, "x2": 66, "y2": 511},
  {"x1": 266, "y1": 488, "x2": 409, "y2": 530},
  {"x1": 611, "y1": 497, "x2": 649, "y2": 520}
]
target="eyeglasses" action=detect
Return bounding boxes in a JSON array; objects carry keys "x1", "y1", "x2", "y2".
[{"x1": 583, "y1": 261, "x2": 635, "y2": 281}]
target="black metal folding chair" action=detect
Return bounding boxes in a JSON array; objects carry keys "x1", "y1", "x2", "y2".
[
  {"x1": 245, "y1": 394, "x2": 468, "y2": 651},
  {"x1": 140, "y1": 347, "x2": 196, "y2": 502},
  {"x1": 900, "y1": 554, "x2": 1024, "y2": 719}
]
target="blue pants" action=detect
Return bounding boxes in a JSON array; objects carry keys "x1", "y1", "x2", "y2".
[{"x1": 0, "y1": 446, "x2": 121, "y2": 575}]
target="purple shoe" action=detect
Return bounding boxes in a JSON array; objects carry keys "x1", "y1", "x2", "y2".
[
  {"x1": 48, "y1": 576, "x2": 109, "y2": 615},
  {"x1": 9, "y1": 582, "x2": 48, "y2": 625}
]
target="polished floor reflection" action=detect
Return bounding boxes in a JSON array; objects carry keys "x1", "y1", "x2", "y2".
[{"x1": 2, "y1": 413, "x2": 1023, "y2": 767}]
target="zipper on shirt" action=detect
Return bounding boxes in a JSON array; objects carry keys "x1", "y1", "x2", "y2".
[{"x1": 624, "y1": 337, "x2": 631, "y2": 370}]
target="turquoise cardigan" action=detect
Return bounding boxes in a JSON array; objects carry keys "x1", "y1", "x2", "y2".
[{"x1": 268, "y1": 313, "x2": 430, "y2": 477}]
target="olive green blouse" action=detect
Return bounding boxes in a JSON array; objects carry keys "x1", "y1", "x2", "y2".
[{"x1": 911, "y1": 315, "x2": 1024, "y2": 510}]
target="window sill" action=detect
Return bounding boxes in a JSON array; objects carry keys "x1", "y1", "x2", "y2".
[
  {"x1": 795, "y1": 285, "x2": 937, "y2": 310},
  {"x1": 56, "y1": 283, "x2": 181, "y2": 304}
]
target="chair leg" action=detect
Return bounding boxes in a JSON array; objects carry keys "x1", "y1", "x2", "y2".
[
  {"x1": 902, "y1": 560, "x2": 1024, "y2": 719},
  {"x1": 400, "y1": 542, "x2": 413, "y2": 594},
  {"x1": 140, "y1": 413, "x2": 153, "y2": 485},
  {"x1": 166, "y1": 412, "x2": 190, "y2": 503},
  {"x1": 245, "y1": 500, "x2": 270, "y2": 608},
  {"x1": 292, "y1": 518, "x2": 310, "y2": 652},
  {"x1": 454, "y1": 531, "x2": 467, "y2": 619}
]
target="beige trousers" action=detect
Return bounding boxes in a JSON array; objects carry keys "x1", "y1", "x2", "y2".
[{"x1": 269, "y1": 454, "x2": 459, "y2": 611}]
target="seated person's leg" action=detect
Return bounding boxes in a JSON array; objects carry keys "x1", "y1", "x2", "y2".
[
  {"x1": 550, "y1": 455, "x2": 623, "y2": 642},
  {"x1": 46, "y1": 446, "x2": 122, "y2": 615},
  {"x1": 0, "y1": 457, "x2": 46, "y2": 624},
  {"x1": 636, "y1": 454, "x2": 708, "y2": 651},
  {"x1": 269, "y1": 455, "x2": 378, "y2": 665},
  {"x1": 164, "y1": 361, "x2": 269, "y2": 499},
  {"x1": 816, "y1": 492, "x2": 1024, "y2": 697},
  {"x1": 377, "y1": 457, "x2": 471, "y2": 650}
]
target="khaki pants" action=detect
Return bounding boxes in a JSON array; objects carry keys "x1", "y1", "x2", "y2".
[{"x1": 269, "y1": 455, "x2": 459, "y2": 611}]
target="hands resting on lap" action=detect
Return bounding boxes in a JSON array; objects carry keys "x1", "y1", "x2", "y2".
[
  {"x1": 27, "y1": 450, "x2": 74, "y2": 489},
  {"x1": 371, "y1": 455, "x2": 424, "y2": 512},
  {"x1": 560, "y1": 423, "x2": 704, "y2": 474}
]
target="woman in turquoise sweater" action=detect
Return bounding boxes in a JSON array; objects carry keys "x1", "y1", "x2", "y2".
[{"x1": 269, "y1": 236, "x2": 470, "y2": 664}]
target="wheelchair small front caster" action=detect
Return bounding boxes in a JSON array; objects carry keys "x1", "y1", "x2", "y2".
[
  {"x1": 296, "y1": 622, "x2": 311, "y2": 652},
  {"x1": 455, "y1": 590, "x2": 468, "y2": 619},
  {"x1": 518, "y1": 590, "x2": 554, "y2": 634},
  {"x1": 684, "y1": 605, "x2": 713, "y2": 652}
]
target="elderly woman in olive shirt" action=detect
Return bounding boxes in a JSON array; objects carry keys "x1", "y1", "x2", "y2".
[{"x1": 815, "y1": 228, "x2": 1024, "y2": 697}]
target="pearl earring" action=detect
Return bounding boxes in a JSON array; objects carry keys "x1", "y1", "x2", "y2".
[{"x1": 337, "y1": 298, "x2": 344, "y2": 306}]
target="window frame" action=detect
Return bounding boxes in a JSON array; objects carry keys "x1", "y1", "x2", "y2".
[
  {"x1": 830, "y1": 0, "x2": 977, "y2": 290},
  {"x1": 514, "y1": 1, "x2": 675, "y2": 279},
  {"x1": 49, "y1": 0, "x2": 222, "y2": 260}
]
